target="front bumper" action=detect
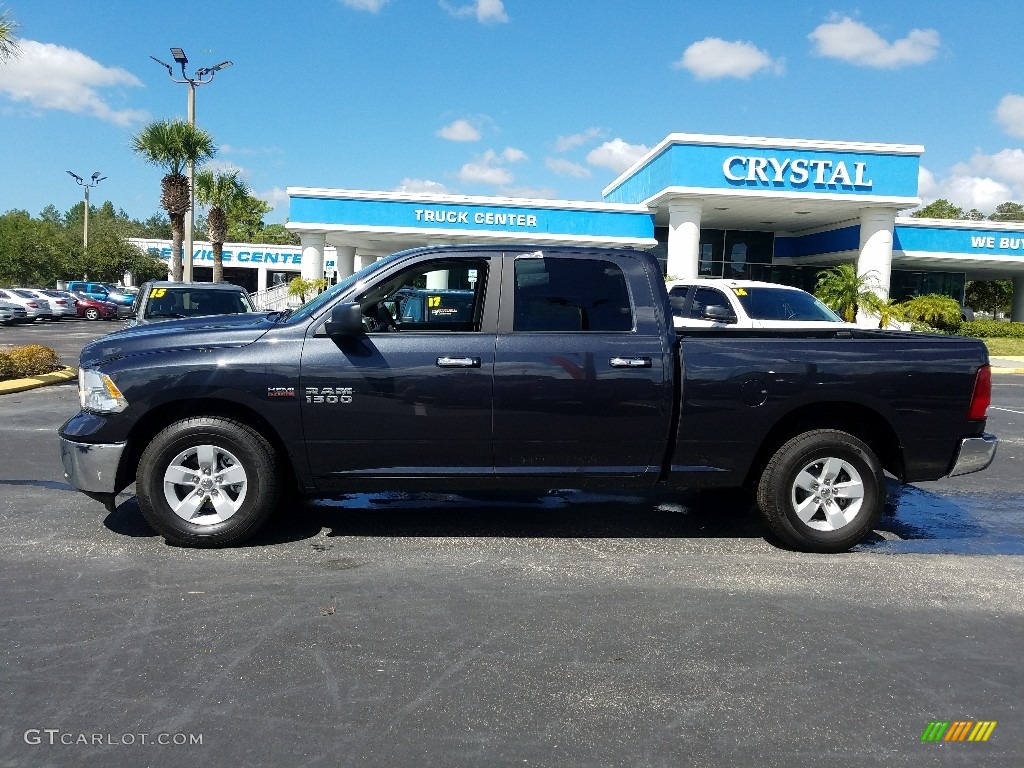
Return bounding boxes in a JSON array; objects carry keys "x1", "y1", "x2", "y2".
[
  {"x1": 60, "y1": 436, "x2": 126, "y2": 494},
  {"x1": 948, "y1": 433, "x2": 998, "y2": 477}
]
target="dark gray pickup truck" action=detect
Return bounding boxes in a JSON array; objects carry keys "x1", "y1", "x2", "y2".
[{"x1": 60, "y1": 245, "x2": 997, "y2": 552}]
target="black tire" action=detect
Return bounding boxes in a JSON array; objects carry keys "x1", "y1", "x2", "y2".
[
  {"x1": 84, "y1": 307, "x2": 100, "y2": 320},
  {"x1": 136, "y1": 417, "x2": 279, "y2": 547},
  {"x1": 756, "y1": 429, "x2": 885, "y2": 553}
]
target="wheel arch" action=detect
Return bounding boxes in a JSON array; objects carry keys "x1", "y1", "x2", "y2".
[
  {"x1": 744, "y1": 401, "x2": 904, "y2": 487},
  {"x1": 115, "y1": 398, "x2": 298, "y2": 494}
]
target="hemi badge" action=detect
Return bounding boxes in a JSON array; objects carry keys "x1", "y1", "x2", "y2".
[{"x1": 267, "y1": 387, "x2": 295, "y2": 398}]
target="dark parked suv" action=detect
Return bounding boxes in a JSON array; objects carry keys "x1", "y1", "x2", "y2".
[{"x1": 125, "y1": 281, "x2": 256, "y2": 326}]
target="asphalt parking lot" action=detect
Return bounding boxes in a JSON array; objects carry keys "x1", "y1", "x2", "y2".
[{"x1": 1, "y1": 320, "x2": 1023, "y2": 766}]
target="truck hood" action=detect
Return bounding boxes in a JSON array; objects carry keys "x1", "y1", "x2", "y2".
[{"x1": 80, "y1": 312, "x2": 277, "y2": 367}]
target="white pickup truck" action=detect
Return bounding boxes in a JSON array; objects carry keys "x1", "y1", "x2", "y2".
[{"x1": 667, "y1": 278, "x2": 854, "y2": 329}]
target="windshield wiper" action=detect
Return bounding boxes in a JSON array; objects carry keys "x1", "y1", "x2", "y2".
[
  {"x1": 267, "y1": 308, "x2": 294, "y2": 322},
  {"x1": 147, "y1": 312, "x2": 186, "y2": 319}
]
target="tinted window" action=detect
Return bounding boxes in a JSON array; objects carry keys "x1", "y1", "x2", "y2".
[
  {"x1": 356, "y1": 259, "x2": 488, "y2": 332},
  {"x1": 513, "y1": 256, "x2": 632, "y2": 332},
  {"x1": 733, "y1": 287, "x2": 842, "y2": 322},
  {"x1": 689, "y1": 287, "x2": 730, "y2": 319},
  {"x1": 144, "y1": 287, "x2": 253, "y2": 319}
]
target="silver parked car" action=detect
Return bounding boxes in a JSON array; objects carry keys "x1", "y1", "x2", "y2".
[
  {"x1": 1, "y1": 299, "x2": 29, "y2": 325},
  {"x1": 0, "y1": 288, "x2": 48, "y2": 321},
  {"x1": 21, "y1": 288, "x2": 75, "y2": 319}
]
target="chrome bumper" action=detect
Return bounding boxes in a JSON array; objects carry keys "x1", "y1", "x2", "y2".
[
  {"x1": 948, "y1": 433, "x2": 998, "y2": 477},
  {"x1": 60, "y1": 436, "x2": 126, "y2": 494}
]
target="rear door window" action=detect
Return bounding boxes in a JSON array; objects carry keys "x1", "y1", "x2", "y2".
[{"x1": 513, "y1": 256, "x2": 633, "y2": 332}]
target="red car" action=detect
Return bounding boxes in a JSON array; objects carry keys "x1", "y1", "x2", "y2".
[{"x1": 72, "y1": 292, "x2": 118, "y2": 321}]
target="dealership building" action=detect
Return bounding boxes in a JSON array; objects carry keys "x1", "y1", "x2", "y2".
[
  {"x1": 135, "y1": 133, "x2": 1024, "y2": 321},
  {"x1": 276, "y1": 132, "x2": 1024, "y2": 321}
]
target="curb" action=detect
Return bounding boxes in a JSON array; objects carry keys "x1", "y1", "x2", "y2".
[
  {"x1": 0, "y1": 366, "x2": 78, "y2": 395},
  {"x1": 992, "y1": 368, "x2": 1024, "y2": 375}
]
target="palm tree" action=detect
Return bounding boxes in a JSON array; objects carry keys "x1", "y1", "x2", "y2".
[
  {"x1": 0, "y1": 6, "x2": 20, "y2": 62},
  {"x1": 130, "y1": 120, "x2": 215, "y2": 282},
  {"x1": 815, "y1": 264, "x2": 884, "y2": 323},
  {"x1": 195, "y1": 169, "x2": 249, "y2": 283}
]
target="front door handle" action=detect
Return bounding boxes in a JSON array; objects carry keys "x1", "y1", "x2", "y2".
[
  {"x1": 609, "y1": 356, "x2": 652, "y2": 368},
  {"x1": 437, "y1": 356, "x2": 481, "y2": 368}
]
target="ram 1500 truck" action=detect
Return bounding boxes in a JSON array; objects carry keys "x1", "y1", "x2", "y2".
[{"x1": 59, "y1": 245, "x2": 998, "y2": 553}]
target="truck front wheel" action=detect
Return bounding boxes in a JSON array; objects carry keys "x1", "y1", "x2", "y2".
[
  {"x1": 756, "y1": 429, "x2": 886, "y2": 553},
  {"x1": 136, "y1": 417, "x2": 279, "y2": 547}
]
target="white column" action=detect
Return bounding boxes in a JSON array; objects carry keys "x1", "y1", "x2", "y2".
[
  {"x1": 300, "y1": 232, "x2": 326, "y2": 281},
  {"x1": 425, "y1": 269, "x2": 450, "y2": 289},
  {"x1": 856, "y1": 208, "x2": 897, "y2": 300},
  {"x1": 667, "y1": 201, "x2": 702, "y2": 279},
  {"x1": 1012, "y1": 276, "x2": 1024, "y2": 322},
  {"x1": 257, "y1": 266, "x2": 268, "y2": 293},
  {"x1": 335, "y1": 245, "x2": 356, "y2": 280}
]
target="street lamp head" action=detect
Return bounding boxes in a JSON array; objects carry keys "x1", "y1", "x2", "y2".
[
  {"x1": 91, "y1": 172, "x2": 106, "y2": 184},
  {"x1": 211, "y1": 60, "x2": 233, "y2": 72},
  {"x1": 67, "y1": 170, "x2": 84, "y2": 184},
  {"x1": 170, "y1": 47, "x2": 188, "y2": 64}
]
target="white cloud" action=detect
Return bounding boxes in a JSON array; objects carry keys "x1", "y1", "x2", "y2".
[
  {"x1": 458, "y1": 147, "x2": 524, "y2": 186},
  {"x1": 394, "y1": 178, "x2": 450, "y2": 194},
  {"x1": 256, "y1": 186, "x2": 290, "y2": 215},
  {"x1": 996, "y1": 94, "x2": 1024, "y2": 139},
  {"x1": 674, "y1": 38, "x2": 783, "y2": 80},
  {"x1": 440, "y1": 0, "x2": 509, "y2": 24},
  {"x1": 501, "y1": 146, "x2": 527, "y2": 163},
  {"x1": 340, "y1": 0, "x2": 389, "y2": 12},
  {"x1": 553, "y1": 128, "x2": 604, "y2": 153},
  {"x1": 0, "y1": 39, "x2": 147, "y2": 125},
  {"x1": 546, "y1": 157, "x2": 591, "y2": 179},
  {"x1": 502, "y1": 185, "x2": 559, "y2": 200},
  {"x1": 808, "y1": 16, "x2": 939, "y2": 69},
  {"x1": 437, "y1": 119, "x2": 481, "y2": 142},
  {"x1": 586, "y1": 138, "x2": 650, "y2": 174},
  {"x1": 917, "y1": 149, "x2": 1024, "y2": 214}
]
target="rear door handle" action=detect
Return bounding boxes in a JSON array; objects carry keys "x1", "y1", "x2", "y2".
[
  {"x1": 609, "y1": 356, "x2": 652, "y2": 368},
  {"x1": 436, "y1": 356, "x2": 481, "y2": 368}
]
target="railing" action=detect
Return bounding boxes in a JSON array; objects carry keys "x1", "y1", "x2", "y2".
[{"x1": 250, "y1": 283, "x2": 295, "y2": 311}]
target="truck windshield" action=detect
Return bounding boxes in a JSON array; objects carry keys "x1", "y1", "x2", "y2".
[
  {"x1": 283, "y1": 252, "x2": 405, "y2": 324},
  {"x1": 733, "y1": 287, "x2": 843, "y2": 322}
]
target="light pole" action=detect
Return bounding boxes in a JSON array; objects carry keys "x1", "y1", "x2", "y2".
[
  {"x1": 66, "y1": 170, "x2": 106, "y2": 254},
  {"x1": 150, "y1": 48, "x2": 232, "y2": 282}
]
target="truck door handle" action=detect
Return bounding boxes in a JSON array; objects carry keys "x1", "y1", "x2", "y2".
[
  {"x1": 609, "y1": 356, "x2": 652, "y2": 368},
  {"x1": 436, "y1": 356, "x2": 481, "y2": 368}
]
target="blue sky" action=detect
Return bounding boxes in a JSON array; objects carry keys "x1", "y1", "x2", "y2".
[{"x1": 2, "y1": 0, "x2": 1024, "y2": 225}]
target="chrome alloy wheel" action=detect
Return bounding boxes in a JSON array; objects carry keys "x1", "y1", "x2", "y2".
[
  {"x1": 162, "y1": 444, "x2": 248, "y2": 524},
  {"x1": 790, "y1": 457, "x2": 865, "y2": 532}
]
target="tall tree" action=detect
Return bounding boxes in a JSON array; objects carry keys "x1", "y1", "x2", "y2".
[
  {"x1": 226, "y1": 194, "x2": 273, "y2": 242},
  {"x1": 130, "y1": 119, "x2": 215, "y2": 282},
  {"x1": 911, "y1": 199, "x2": 965, "y2": 219},
  {"x1": 195, "y1": 169, "x2": 250, "y2": 283},
  {"x1": 814, "y1": 264, "x2": 884, "y2": 323},
  {"x1": 0, "y1": 6, "x2": 20, "y2": 62},
  {"x1": 989, "y1": 202, "x2": 1024, "y2": 221}
]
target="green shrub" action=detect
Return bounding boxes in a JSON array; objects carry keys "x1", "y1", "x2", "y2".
[
  {"x1": 899, "y1": 294, "x2": 963, "y2": 333},
  {"x1": 0, "y1": 345, "x2": 62, "y2": 380},
  {"x1": 0, "y1": 351, "x2": 14, "y2": 380},
  {"x1": 958, "y1": 320, "x2": 1024, "y2": 339}
]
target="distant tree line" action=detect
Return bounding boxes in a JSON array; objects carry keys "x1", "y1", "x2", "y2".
[{"x1": 0, "y1": 199, "x2": 299, "y2": 288}]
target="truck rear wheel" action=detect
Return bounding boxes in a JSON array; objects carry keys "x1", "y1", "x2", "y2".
[
  {"x1": 756, "y1": 429, "x2": 885, "y2": 553},
  {"x1": 137, "y1": 417, "x2": 279, "y2": 547}
]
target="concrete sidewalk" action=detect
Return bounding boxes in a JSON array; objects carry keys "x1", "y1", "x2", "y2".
[{"x1": 990, "y1": 356, "x2": 1024, "y2": 374}]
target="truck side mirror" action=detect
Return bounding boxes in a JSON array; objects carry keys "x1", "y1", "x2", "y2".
[
  {"x1": 324, "y1": 302, "x2": 364, "y2": 336},
  {"x1": 702, "y1": 304, "x2": 737, "y2": 324}
]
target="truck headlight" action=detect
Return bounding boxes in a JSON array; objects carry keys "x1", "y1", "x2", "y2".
[{"x1": 79, "y1": 368, "x2": 128, "y2": 413}]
